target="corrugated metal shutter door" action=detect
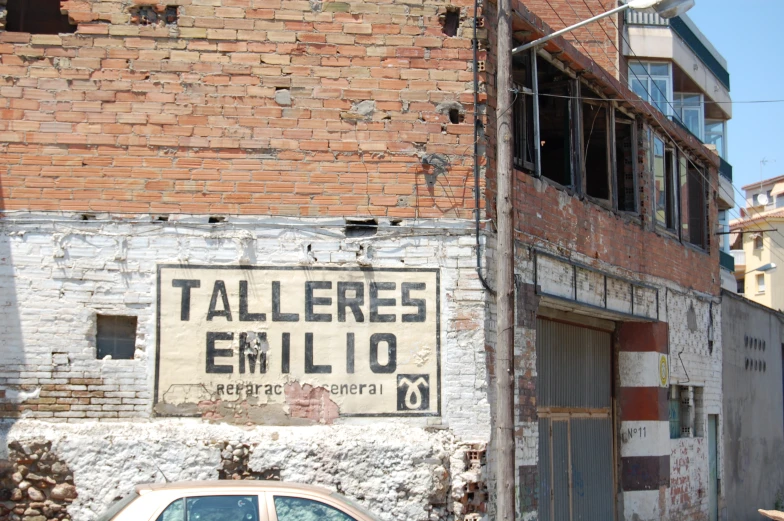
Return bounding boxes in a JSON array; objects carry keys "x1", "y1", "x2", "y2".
[{"x1": 536, "y1": 318, "x2": 614, "y2": 521}]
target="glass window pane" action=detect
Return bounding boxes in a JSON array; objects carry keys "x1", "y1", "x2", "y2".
[
  {"x1": 274, "y1": 496, "x2": 357, "y2": 521},
  {"x1": 681, "y1": 94, "x2": 701, "y2": 106},
  {"x1": 649, "y1": 63, "x2": 669, "y2": 76},
  {"x1": 186, "y1": 496, "x2": 259, "y2": 521},
  {"x1": 683, "y1": 108, "x2": 701, "y2": 138},
  {"x1": 704, "y1": 120, "x2": 724, "y2": 134},
  {"x1": 157, "y1": 499, "x2": 185, "y2": 521},
  {"x1": 652, "y1": 79, "x2": 669, "y2": 114},
  {"x1": 630, "y1": 63, "x2": 647, "y2": 77},
  {"x1": 654, "y1": 136, "x2": 666, "y2": 225},
  {"x1": 631, "y1": 79, "x2": 648, "y2": 101}
]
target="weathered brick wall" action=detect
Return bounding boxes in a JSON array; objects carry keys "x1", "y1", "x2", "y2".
[
  {"x1": 0, "y1": 0, "x2": 483, "y2": 219},
  {"x1": 483, "y1": 0, "x2": 720, "y2": 296}
]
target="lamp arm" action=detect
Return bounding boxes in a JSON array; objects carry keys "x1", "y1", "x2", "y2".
[{"x1": 512, "y1": 3, "x2": 630, "y2": 55}]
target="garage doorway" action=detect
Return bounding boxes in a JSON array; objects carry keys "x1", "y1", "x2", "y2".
[{"x1": 537, "y1": 318, "x2": 615, "y2": 521}]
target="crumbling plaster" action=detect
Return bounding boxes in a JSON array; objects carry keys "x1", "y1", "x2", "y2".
[{"x1": 1, "y1": 420, "x2": 479, "y2": 521}]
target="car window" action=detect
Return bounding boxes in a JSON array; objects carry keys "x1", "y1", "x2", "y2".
[
  {"x1": 273, "y1": 496, "x2": 357, "y2": 521},
  {"x1": 156, "y1": 496, "x2": 259, "y2": 521},
  {"x1": 95, "y1": 490, "x2": 140, "y2": 521}
]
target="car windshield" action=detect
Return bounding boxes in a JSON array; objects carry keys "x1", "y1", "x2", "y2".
[
  {"x1": 329, "y1": 492, "x2": 383, "y2": 521},
  {"x1": 95, "y1": 490, "x2": 140, "y2": 521}
]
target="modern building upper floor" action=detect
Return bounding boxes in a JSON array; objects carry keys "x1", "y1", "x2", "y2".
[
  {"x1": 623, "y1": 10, "x2": 734, "y2": 212},
  {"x1": 729, "y1": 176, "x2": 784, "y2": 311}
]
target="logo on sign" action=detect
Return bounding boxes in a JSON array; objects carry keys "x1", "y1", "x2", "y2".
[{"x1": 397, "y1": 374, "x2": 430, "y2": 411}]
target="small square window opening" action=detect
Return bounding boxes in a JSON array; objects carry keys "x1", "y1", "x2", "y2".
[
  {"x1": 96, "y1": 315, "x2": 137, "y2": 360},
  {"x1": 756, "y1": 273, "x2": 766, "y2": 294}
]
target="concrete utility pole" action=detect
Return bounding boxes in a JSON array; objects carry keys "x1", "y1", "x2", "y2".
[{"x1": 493, "y1": 0, "x2": 516, "y2": 516}]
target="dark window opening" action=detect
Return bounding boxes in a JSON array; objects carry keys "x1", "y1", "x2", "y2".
[
  {"x1": 345, "y1": 218, "x2": 377, "y2": 238},
  {"x1": 512, "y1": 51, "x2": 534, "y2": 172},
  {"x1": 686, "y1": 163, "x2": 707, "y2": 248},
  {"x1": 96, "y1": 315, "x2": 137, "y2": 360},
  {"x1": 5, "y1": 0, "x2": 76, "y2": 34},
  {"x1": 442, "y1": 8, "x2": 460, "y2": 37},
  {"x1": 537, "y1": 58, "x2": 574, "y2": 187},
  {"x1": 615, "y1": 116, "x2": 636, "y2": 212},
  {"x1": 582, "y1": 100, "x2": 610, "y2": 200},
  {"x1": 737, "y1": 277, "x2": 744, "y2": 294},
  {"x1": 664, "y1": 149, "x2": 676, "y2": 230}
]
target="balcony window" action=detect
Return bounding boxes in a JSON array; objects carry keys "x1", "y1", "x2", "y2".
[
  {"x1": 629, "y1": 62, "x2": 671, "y2": 116},
  {"x1": 704, "y1": 120, "x2": 726, "y2": 159},
  {"x1": 673, "y1": 93, "x2": 703, "y2": 140}
]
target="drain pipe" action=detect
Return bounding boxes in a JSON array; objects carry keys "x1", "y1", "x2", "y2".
[{"x1": 473, "y1": 0, "x2": 494, "y2": 295}]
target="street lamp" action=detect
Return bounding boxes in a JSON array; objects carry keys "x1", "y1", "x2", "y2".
[
  {"x1": 747, "y1": 263, "x2": 777, "y2": 274},
  {"x1": 512, "y1": 0, "x2": 695, "y2": 55}
]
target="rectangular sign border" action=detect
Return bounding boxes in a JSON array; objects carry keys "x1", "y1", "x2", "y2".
[{"x1": 154, "y1": 264, "x2": 442, "y2": 418}]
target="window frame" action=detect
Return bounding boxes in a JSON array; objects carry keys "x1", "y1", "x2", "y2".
[
  {"x1": 704, "y1": 119, "x2": 727, "y2": 159},
  {"x1": 756, "y1": 273, "x2": 766, "y2": 294},
  {"x1": 579, "y1": 88, "x2": 613, "y2": 206},
  {"x1": 612, "y1": 110, "x2": 639, "y2": 214},
  {"x1": 629, "y1": 61, "x2": 673, "y2": 117},
  {"x1": 673, "y1": 92, "x2": 704, "y2": 140}
]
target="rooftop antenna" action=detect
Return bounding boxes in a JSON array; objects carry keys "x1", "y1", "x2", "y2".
[{"x1": 760, "y1": 157, "x2": 775, "y2": 184}]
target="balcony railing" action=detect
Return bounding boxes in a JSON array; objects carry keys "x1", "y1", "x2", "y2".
[
  {"x1": 720, "y1": 250, "x2": 735, "y2": 272},
  {"x1": 625, "y1": 12, "x2": 730, "y2": 90}
]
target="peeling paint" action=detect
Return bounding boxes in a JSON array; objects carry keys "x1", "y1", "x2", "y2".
[{"x1": 284, "y1": 382, "x2": 340, "y2": 424}]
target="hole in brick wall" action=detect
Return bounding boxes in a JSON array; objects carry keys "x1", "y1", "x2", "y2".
[
  {"x1": 155, "y1": 215, "x2": 169, "y2": 222},
  {"x1": 345, "y1": 218, "x2": 377, "y2": 238},
  {"x1": 81, "y1": 213, "x2": 96, "y2": 221},
  {"x1": 390, "y1": 219, "x2": 402, "y2": 226},
  {"x1": 5, "y1": 0, "x2": 77, "y2": 34},
  {"x1": 129, "y1": 5, "x2": 178, "y2": 26},
  {"x1": 96, "y1": 315, "x2": 137, "y2": 360},
  {"x1": 442, "y1": 7, "x2": 460, "y2": 37},
  {"x1": 208, "y1": 216, "x2": 226, "y2": 224},
  {"x1": 449, "y1": 108, "x2": 461, "y2": 124}
]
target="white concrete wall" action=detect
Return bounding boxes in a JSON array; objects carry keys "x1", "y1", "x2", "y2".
[{"x1": 0, "y1": 214, "x2": 493, "y2": 521}]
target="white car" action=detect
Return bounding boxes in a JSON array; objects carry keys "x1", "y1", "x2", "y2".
[{"x1": 96, "y1": 481, "x2": 381, "y2": 521}]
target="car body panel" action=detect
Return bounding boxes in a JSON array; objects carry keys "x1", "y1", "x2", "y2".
[{"x1": 106, "y1": 481, "x2": 375, "y2": 521}]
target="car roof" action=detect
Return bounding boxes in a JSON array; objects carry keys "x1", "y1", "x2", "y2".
[{"x1": 135, "y1": 480, "x2": 333, "y2": 496}]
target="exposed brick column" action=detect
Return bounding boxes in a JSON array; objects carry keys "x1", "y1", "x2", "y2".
[
  {"x1": 515, "y1": 280, "x2": 540, "y2": 518},
  {"x1": 617, "y1": 322, "x2": 671, "y2": 519}
]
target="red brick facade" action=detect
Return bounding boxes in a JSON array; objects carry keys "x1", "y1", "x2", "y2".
[{"x1": 0, "y1": 0, "x2": 483, "y2": 219}]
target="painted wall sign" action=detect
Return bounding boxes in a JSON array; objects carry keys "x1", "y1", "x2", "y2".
[{"x1": 155, "y1": 266, "x2": 441, "y2": 417}]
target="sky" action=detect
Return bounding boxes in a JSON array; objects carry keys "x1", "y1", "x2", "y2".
[{"x1": 686, "y1": 0, "x2": 784, "y2": 217}]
